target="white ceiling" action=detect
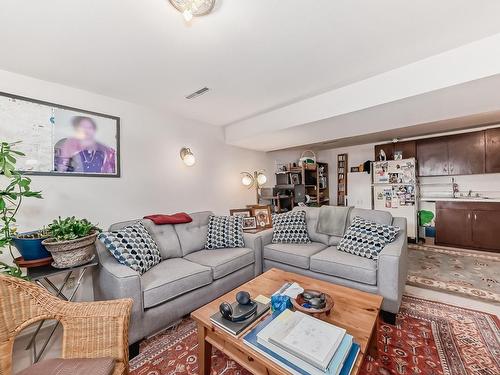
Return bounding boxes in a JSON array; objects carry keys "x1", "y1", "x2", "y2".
[{"x1": 1, "y1": 0, "x2": 500, "y2": 133}]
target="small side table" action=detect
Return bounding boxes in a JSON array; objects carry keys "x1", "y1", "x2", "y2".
[{"x1": 25, "y1": 260, "x2": 98, "y2": 363}]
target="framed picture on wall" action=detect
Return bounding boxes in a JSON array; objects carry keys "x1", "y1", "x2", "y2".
[{"x1": 0, "y1": 91, "x2": 120, "y2": 177}]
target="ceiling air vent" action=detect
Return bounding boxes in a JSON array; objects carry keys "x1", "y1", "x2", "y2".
[{"x1": 185, "y1": 87, "x2": 210, "y2": 99}]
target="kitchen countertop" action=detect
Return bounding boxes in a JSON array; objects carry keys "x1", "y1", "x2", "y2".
[{"x1": 420, "y1": 197, "x2": 500, "y2": 203}]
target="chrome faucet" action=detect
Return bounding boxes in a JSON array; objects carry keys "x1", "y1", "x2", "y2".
[
  {"x1": 467, "y1": 189, "x2": 473, "y2": 197},
  {"x1": 452, "y1": 178, "x2": 459, "y2": 198}
]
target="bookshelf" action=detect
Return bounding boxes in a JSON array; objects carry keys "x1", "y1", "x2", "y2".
[
  {"x1": 337, "y1": 154, "x2": 347, "y2": 206},
  {"x1": 272, "y1": 161, "x2": 330, "y2": 208}
]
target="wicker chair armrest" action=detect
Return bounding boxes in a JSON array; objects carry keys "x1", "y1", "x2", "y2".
[{"x1": 60, "y1": 298, "x2": 133, "y2": 366}]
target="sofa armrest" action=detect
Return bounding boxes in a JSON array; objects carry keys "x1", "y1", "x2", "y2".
[
  {"x1": 259, "y1": 228, "x2": 274, "y2": 247},
  {"x1": 376, "y1": 217, "x2": 408, "y2": 313},
  {"x1": 243, "y1": 232, "x2": 263, "y2": 276},
  {"x1": 92, "y1": 241, "x2": 144, "y2": 343}
]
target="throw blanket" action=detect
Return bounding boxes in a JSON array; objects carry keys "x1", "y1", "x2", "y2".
[{"x1": 316, "y1": 206, "x2": 352, "y2": 236}]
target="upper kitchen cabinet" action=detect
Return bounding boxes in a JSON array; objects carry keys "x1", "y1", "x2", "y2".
[
  {"x1": 374, "y1": 143, "x2": 395, "y2": 161},
  {"x1": 447, "y1": 131, "x2": 485, "y2": 175},
  {"x1": 393, "y1": 140, "x2": 416, "y2": 159},
  {"x1": 417, "y1": 137, "x2": 449, "y2": 176},
  {"x1": 374, "y1": 140, "x2": 416, "y2": 161},
  {"x1": 486, "y1": 128, "x2": 500, "y2": 173}
]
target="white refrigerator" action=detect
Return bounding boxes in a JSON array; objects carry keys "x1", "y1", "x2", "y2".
[
  {"x1": 346, "y1": 171, "x2": 372, "y2": 209},
  {"x1": 372, "y1": 158, "x2": 418, "y2": 239}
]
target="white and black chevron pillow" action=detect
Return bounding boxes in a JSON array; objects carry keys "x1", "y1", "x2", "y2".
[
  {"x1": 98, "y1": 222, "x2": 162, "y2": 275},
  {"x1": 272, "y1": 210, "x2": 311, "y2": 244},
  {"x1": 205, "y1": 215, "x2": 244, "y2": 249},
  {"x1": 337, "y1": 216, "x2": 400, "y2": 260}
]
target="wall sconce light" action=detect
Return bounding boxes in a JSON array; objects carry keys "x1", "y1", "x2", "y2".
[
  {"x1": 241, "y1": 170, "x2": 267, "y2": 202},
  {"x1": 180, "y1": 147, "x2": 196, "y2": 166}
]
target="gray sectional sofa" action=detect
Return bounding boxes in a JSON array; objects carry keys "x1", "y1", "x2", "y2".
[
  {"x1": 93, "y1": 211, "x2": 263, "y2": 345},
  {"x1": 93, "y1": 207, "x2": 408, "y2": 345},
  {"x1": 261, "y1": 207, "x2": 408, "y2": 315}
]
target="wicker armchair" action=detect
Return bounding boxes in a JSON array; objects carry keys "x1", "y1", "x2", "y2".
[{"x1": 0, "y1": 274, "x2": 133, "y2": 375}]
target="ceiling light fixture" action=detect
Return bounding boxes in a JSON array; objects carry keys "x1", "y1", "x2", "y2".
[{"x1": 169, "y1": 0, "x2": 216, "y2": 22}]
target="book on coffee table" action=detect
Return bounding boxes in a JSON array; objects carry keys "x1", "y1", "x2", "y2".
[
  {"x1": 261, "y1": 309, "x2": 346, "y2": 371},
  {"x1": 210, "y1": 300, "x2": 269, "y2": 336},
  {"x1": 244, "y1": 312, "x2": 356, "y2": 375}
]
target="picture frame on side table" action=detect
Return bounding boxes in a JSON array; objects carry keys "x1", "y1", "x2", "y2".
[
  {"x1": 248, "y1": 205, "x2": 272, "y2": 228},
  {"x1": 242, "y1": 217, "x2": 257, "y2": 230},
  {"x1": 229, "y1": 208, "x2": 252, "y2": 217}
]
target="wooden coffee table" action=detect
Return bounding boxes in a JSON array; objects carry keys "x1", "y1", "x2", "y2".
[{"x1": 191, "y1": 268, "x2": 383, "y2": 375}]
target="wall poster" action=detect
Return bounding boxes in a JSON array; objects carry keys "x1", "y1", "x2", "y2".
[{"x1": 0, "y1": 91, "x2": 120, "y2": 177}]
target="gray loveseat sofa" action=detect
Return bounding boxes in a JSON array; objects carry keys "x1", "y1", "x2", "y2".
[
  {"x1": 93, "y1": 211, "x2": 263, "y2": 345},
  {"x1": 261, "y1": 207, "x2": 408, "y2": 316}
]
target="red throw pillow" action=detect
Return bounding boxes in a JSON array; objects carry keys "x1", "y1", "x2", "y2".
[{"x1": 143, "y1": 213, "x2": 193, "y2": 225}]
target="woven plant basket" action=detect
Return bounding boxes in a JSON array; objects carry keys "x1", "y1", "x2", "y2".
[{"x1": 42, "y1": 231, "x2": 98, "y2": 268}]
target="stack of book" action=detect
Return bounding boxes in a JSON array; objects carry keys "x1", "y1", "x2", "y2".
[{"x1": 243, "y1": 309, "x2": 360, "y2": 375}]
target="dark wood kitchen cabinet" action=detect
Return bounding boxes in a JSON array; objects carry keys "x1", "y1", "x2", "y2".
[
  {"x1": 417, "y1": 131, "x2": 485, "y2": 176},
  {"x1": 435, "y1": 201, "x2": 500, "y2": 252},
  {"x1": 416, "y1": 137, "x2": 449, "y2": 176},
  {"x1": 486, "y1": 128, "x2": 500, "y2": 173},
  {"x1": 447, "y1": 132, "x2": 485, "y2": 175},
  {"x1": 435, "y1": 206, "x2": 470, "y2": 247},
  {"x1": 374, "y1": 141, "x2": 416, "y2": 161}
]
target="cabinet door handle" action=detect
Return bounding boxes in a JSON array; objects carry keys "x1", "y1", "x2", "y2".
[
  {"x1": 467, "y1": 213, "x2": 471, "y2": 220},
  {"x1": 474, "y1": 213, "x2": 477, "y2": 221}
]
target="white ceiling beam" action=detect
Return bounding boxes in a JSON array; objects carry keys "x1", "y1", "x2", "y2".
[{"x1": 225, "y1": 33, "x2": 500, "y2": 148}]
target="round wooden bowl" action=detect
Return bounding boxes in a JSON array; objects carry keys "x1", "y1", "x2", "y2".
[{"x1": 291, "y1": 291, "x2": 334, "y2": 317}]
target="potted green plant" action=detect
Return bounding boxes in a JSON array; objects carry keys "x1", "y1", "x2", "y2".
[
  {"x1": 0, "y1": 141, "x2": 43, "y2": 278},
  {"x1": 42, "y1": 217, "x2": 100, "y2": 268},
  {"x1": 12, "y1": 228, "x2": 51, "y2": 261}
]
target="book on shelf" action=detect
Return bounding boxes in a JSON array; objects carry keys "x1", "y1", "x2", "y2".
[
  {"x1": 210, "y1": 300, "x2": 269, "y2": 336},
  {"x1": 243, "y1": 311, "x2": 357, "y2": 375}
]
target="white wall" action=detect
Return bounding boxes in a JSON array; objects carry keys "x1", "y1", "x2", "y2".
[{"x1": 0, "y1": 69, "x2": 272, "y2": 266}]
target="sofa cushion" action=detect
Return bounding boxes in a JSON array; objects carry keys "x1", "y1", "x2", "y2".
[
  {"x1": 141, "y1": 219, "x2": 182, "y2": 259},
  {"x1": 292, "y1": 207, "x2": 329, "y2": 245},
  {"x1": 310, "y1": 247, "x2": 377, "y2": 285},
  {"x1": 272, "y1": 211, "x2": 310, "y2": 244},
  {"x1": 98, "y1": 222, "x2": 161, "y2": 275},
  {"x1": 174, "y1": 211, "x2": 213, "y2": 256},
  {"x1": 141, "y1": 258, "x2": 212, "y2": 308},
  {"x1": 263, "y1": 242, "x2": 327, "y2": 269},
  {"x1": 184, "y1": 247, "x2": 254, "y2": 279},
  {"x1": 328, "y1": 235, "x2": 342, "y2": 246},
  {"x1": 348, "y1": 208, "x2": 393, "y2": 226},
  {"x1": 338, "y1": 216, "x2": 400, "y2": 260},
  {"x1": 205, "y1": 215, "x2": 244, "y2": 249},
  {"x1": 17, "y1": 357, "x2": 115, "y2": 375}
]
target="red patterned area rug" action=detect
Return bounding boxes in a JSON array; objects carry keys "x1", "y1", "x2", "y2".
[{"x1": 130, "y1": 296, "x2": 499, "y2": 375}]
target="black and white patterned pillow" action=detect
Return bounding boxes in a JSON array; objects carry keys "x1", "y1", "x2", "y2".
[
  {"x1": 272, "y1": 210, "x2": 311, "y2": 244},
  {"x1": 205, "y1": 215, "x2": 244, "y2": 249},
  {"x1": 98, "y1": 222, "x2": 161, "y2": 274},
  {"x1": 337, "y1": 216, "x2": 400, "y2": 260}
]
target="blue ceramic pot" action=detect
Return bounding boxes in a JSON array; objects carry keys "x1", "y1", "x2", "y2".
[{"x1": 12, "y1": 231, "x2": 51, "y2": 261}]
